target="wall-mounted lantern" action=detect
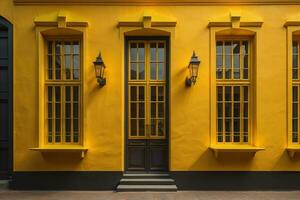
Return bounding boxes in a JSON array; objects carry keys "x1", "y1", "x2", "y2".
[
  {"x1": 185, "y1": 51, "x2": 201, "y2": 87},
  {"x1": 93, "y1": 52, "x2": 106, "y2": 87}
]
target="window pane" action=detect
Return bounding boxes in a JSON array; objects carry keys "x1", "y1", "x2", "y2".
[
  {"x1": 73, "y1": 42, "x2": 80, "y2": 54},
  {"x1": 151, "y1": 119, "x2": 156, "y2": 136},
  {"x1": 216, "y1": 55, "x2": 223, "y2": 79},
  {"x1": 234, "y1": 86, "x2": 240, "y2": 101},
  {"x1": 225, "y1": 119, "x2": 231, "y2": 132},
  {"x1": 73, "y1": 119, "x2": 79, "y2": 132},
  {"x1": 150, "y1": 63, "x2": 156, "y2": 80},
  {"x1": 217, "y1": 119, "x2": 223, "y2": 132},
  {"x1": 138, "y1": 86, "x2": 144, "y2": 101},
  {"x1": 48, "y1": 55, "x2": 53, "y2": 79},
  {"x1": 66, "y1": 103, "x2": 71, "y2": 118},
  {"x1": 158, "y1": 86, "x2": 164, "y2": 101},
  {"x1": 74, "y1": 133, "x2": 79, "y2": 143},
  {"x1": 158, "y1": 103, "x2": 164, "y2": 117},
  {"x1": 233, "y1": 41, "x2": 240, "y2": 54},
  {"x1": 48, "y1": 119, "x2": 52, "y2": 143},
  {"x1": 225, "y1": 55, "x2": 231, "y2": 79},
  {"x1": 243, "y1": 119, "x2": 248, "y2": 132},
  {"x1": 65, "y1": 86, "x2": 71, "y2": 101},
  {"x1": 55, "y1": 55, "x2": 61, "y2": 80},
  {"x1": 150, "y1": 43, "x2": 156, "y2": 62},
  {"x1": 293, "y1": 86, "x2": 298, "y2": 102},
  {"x1": 138, "y1": 43, "x2": 144, "y2": 62},
  {"x1": 225, "y1": 103, "x2": 231, "y2": 117},
  {"x1": 139, "y1": 103, "x2": 145, "y2": 118},
  {"x1": 151, "y1": 103, "x2": 156, "y2": 118},
  {"x1": 216, "y1": 41, "x2": 223, "y2": 54},
  {"x1": 73, "y1": 86, "x2": 79, "y2": 102},
  {"x1": 225, "y1": 86, "x2": 231, "y2": 101},
  {"x1": 225, "y1": 42, "x2": 231, "y2": 54},
  {"x1": 65, "y1": 119, "x2": 71, "y2": 143},
  {"x1": 158, "y1": 63, "x2": 165, "y2": 80},
  {"x1": 48, "y1": 103, "x2": 52, "y2": 118},
  {"x1": 130, "y1": 63, "x2": 137, "y2": 80},
  {"x1": 293, "y1": 103, "x2": 298, "y2": 118},
  {"x1": 233, "y1": 54, "x2": 240, "y2": 79},
  {"x1": 73, "y1": 103, "x2": 79, "y2": 118},
  {"x1": 55, "y1": 119, "x2": 61, "y2": 143},
  {"x1": 293, "y1": 41, "x2": 298, "y2": 55},
  {"x1": 158, "y1": 43, "x2": 165, "y2": 62},
  {"x1": 243, "y1": 86, "x2": 248, "y2": 101},
  {"x1": 158, "y1": 120, "x2": 164, "y2": 136},
  {"x1": 151, "y1": 86, "x2": 156, "y2": 101},
  {"x1": 234, "y1": 103, "x2": 240, "y2": 117},
  {"x1": 139, "y1": 119, "x2": 145, "y2": 136},
  {"x1": 242, "y1": 41, "x2": 249, "y2": 54},
  {"x1": 65, "y1": 55, "x2": 71, "y2": 79},
  {"x1": 217, "y1": 86, "x2": 223, "y2": 101},
  {"x1": 48, "y1": 86, "x2": 53, "y2": 101},
  {"x1": 217, "y1": 103, "x2": 223, "y2": 117},
  {"x1": 55, "y1": 41, "x2": 61, "y2": 55},
  {"x1": 130, "y1": 86, "x2": 137, "y2": 101},
  {"x1": 244, "y1": 103, "x2": 248, "y2": 117},
  {"x1": 130, "y1": 43, "x2": 137, "y2": 61},
  {"x1": 138, "y1": 63, "x2": 145, "y2": 80},
  {"x1": 65, "y1": 42, "x2": 71, "y2": 54},
  {"x1": 73, "y1": 55, "x2": 80, "y2": 79},
  {"x1": 131, "y1": 119, "x2": 137, "y2": 136},
  {"x1": 130, "y1": 103, "x2": 137, "y2": 118},
  {"x1": 48, "y1": 41, "x2": 53, "y2": 54}
]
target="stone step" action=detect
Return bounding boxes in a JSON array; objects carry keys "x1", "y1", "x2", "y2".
[
  {"x1": 120, "y1": 178, "x2": 175, "y2": 185},
  {"x1": 123, "y1": 173, "x2": 170, "y2": 178},
  {"x1": 0, "y1": 180, "x2": 9, "y2": 190},
  {"x1": 116, "y1": 184, "x2": 177, "y2": 192}
]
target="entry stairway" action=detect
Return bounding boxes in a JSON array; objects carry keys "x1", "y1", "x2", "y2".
[{"x1": 116, "y1": 173, "x2": 177, "y2": 192}]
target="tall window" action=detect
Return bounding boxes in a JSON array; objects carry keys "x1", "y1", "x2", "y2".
[
  {"x1": 216, "y1": 39, "x2": 251, "y2": 144},
  {"x1": 46, "y1": 40, "x2": 81, "y2": 144},
  {"x1": 292, "y1": 40, "x2": 300, "y2": 144}
]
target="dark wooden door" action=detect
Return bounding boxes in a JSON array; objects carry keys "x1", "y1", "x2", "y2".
[
  {"x1": 0, "y1": 17, "x2": 12, "y2": 180},
  {"x1": 125, "y1": 38, "x2": 169, "y2": 172}
]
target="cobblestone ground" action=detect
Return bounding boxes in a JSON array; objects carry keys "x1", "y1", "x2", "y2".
[{"x1": 0, "y1": 191, "x2": 300, "y2": 200}]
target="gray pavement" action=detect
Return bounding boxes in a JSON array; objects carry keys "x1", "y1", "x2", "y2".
[{"x1": 0, "y1": 191, "x2": 300, "y2": 200}]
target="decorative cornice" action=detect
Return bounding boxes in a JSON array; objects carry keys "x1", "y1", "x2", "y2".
[
  {"x1": 118, "y1": 15, "x2": 176, "y2": 28},
  {"x1": 284, "y1": 21, "x2": 300, "y2": 27},
  {"x1": 34, "y1": 11, "x2": 88, "y2": 27},
  {"x1": 14, "y1": 0, "x2": 300, "y2": 6},
  {"x1": 118, "y1": 21, "x2": 177, "y2": 28},
  {"x1": 208, "y1": 11, "x2": 263, "y2": 28},
  {"x1": 208, "y1": 21, "x2": 263, "y2": 27}
]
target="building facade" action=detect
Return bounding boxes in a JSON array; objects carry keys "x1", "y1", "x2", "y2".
[{"x1": 1, "y1": 0, "x2": 300, "y2": 190}]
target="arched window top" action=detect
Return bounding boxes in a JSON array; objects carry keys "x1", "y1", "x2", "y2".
[
  {"x1": 41, "y1": 27, "x2": 83, "y2": 37},
  {"x1": 124, "y1": 28, "x2": 170, "y2": 36},
  {"x1": 216, "y1": 28, "x2": 256, "y2": 37}
]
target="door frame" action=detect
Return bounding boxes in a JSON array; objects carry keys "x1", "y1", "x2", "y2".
[
  {"x1": 124, "y1": 36, "x2": 170, "y2": 172},
  {"x1": 0, "y1": 16, "x2": 13, "y2": 179}
]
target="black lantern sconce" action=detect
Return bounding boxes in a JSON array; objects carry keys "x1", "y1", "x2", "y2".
[
  {"x1": 93, "y1": 52, "x2": 106, "y2": 87},
  {"x1": 185, "y1": 51, "x2": 201, "y2": 87}
]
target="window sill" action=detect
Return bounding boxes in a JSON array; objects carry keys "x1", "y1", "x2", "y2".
[
  {"x1": 29, "y1": 145, "x2": 88, "y2": 158},
  {"x1": 209, "y1": 145, "x2": 265, "y2": 158},
  {"x1": 286, "y1": 146, "x2": 300, "y2": 158}
]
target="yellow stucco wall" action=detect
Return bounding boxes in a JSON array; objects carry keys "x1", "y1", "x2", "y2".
[{"x1": 2, "y1": 0, "x2": 300, "y2": 171}]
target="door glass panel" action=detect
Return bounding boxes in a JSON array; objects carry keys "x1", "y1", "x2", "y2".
[
  {"x1": 128, "y1": 41, "x2": 167, "y2": 139},
  {"x1": 150, "y1": 63, "x2": 156, "y2": 80},
  {"x1": 158, "y1": 63, "x2": 165, "y2": 80}
]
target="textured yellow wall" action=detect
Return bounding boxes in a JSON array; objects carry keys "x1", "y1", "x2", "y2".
[{"x1": 1, "y1": 0, "x2": 300, "y2": 171}]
